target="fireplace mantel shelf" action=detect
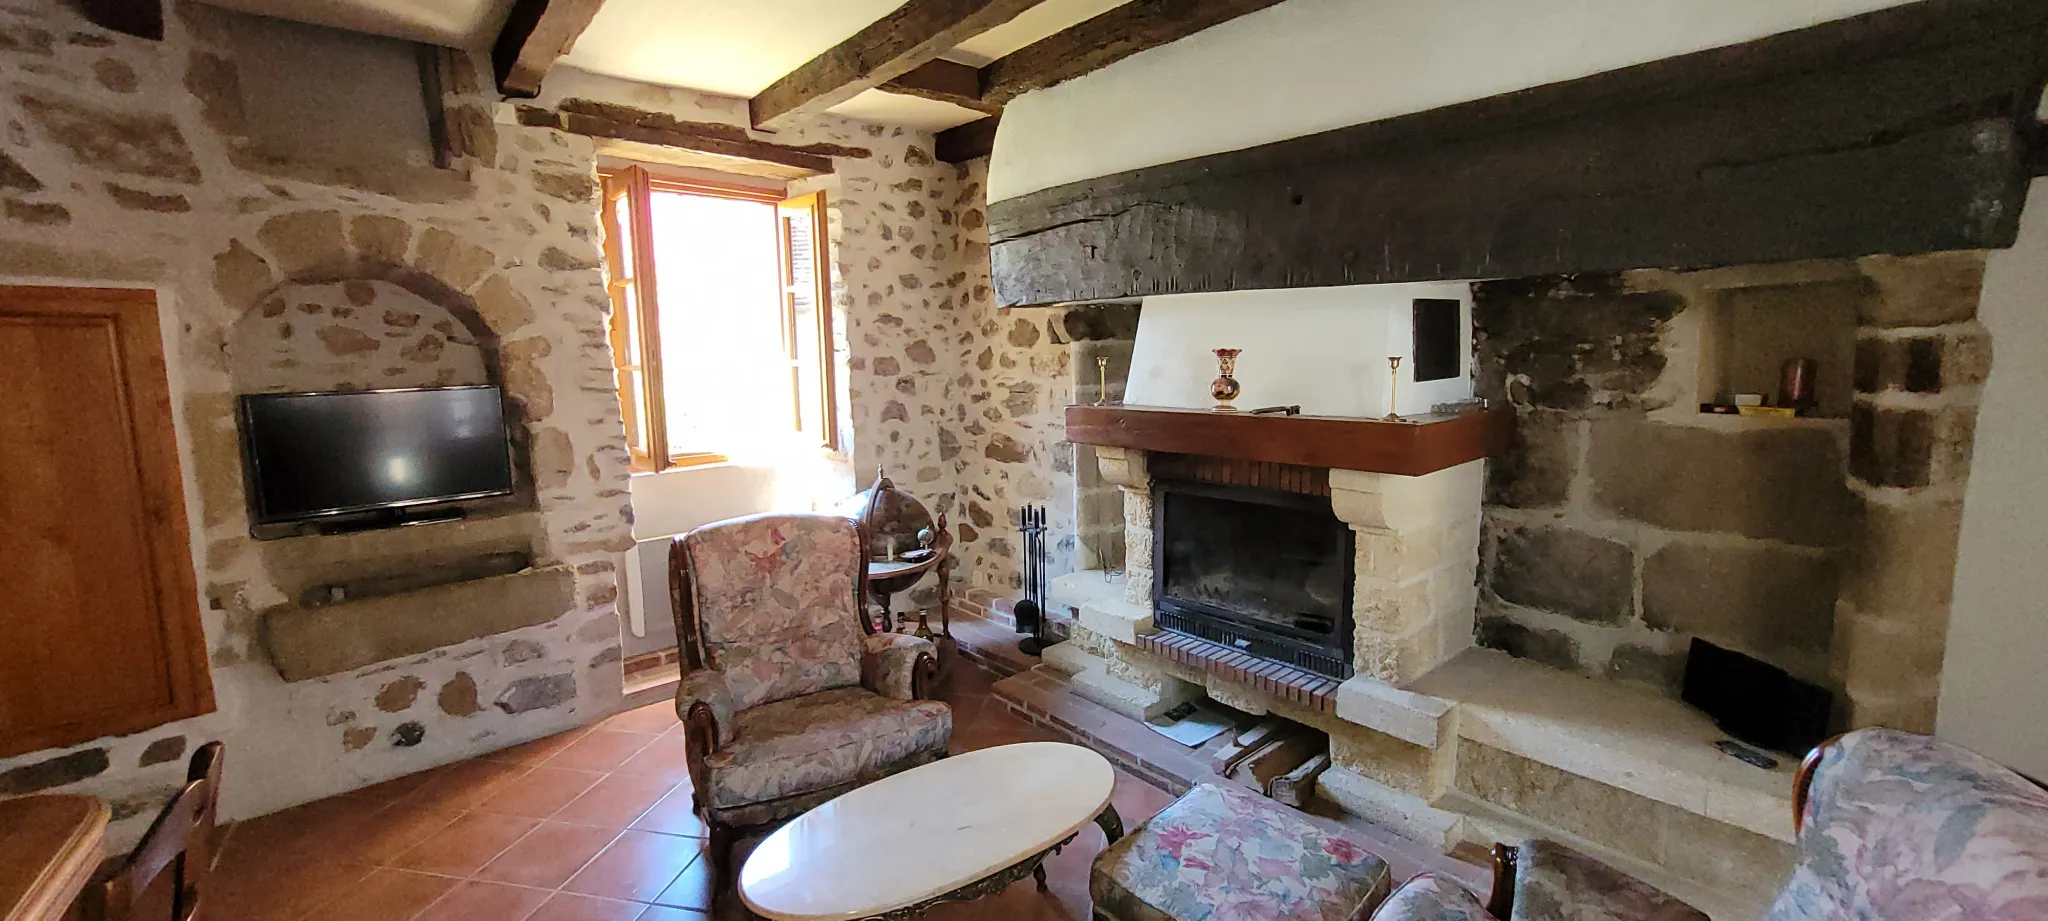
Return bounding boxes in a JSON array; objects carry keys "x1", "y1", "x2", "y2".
[{"x1": 1065, "y1": 404, "x2": 1510, "y2": 476}]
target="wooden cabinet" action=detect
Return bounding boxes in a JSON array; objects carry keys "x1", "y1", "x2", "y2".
[{"x1": 0, "y1": 286, "x2": 213, "y2": 758}]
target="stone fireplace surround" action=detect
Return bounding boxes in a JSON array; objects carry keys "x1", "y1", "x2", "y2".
[{"x1": 1016, "y1": 252, "x2": 1989, "y2": 919}]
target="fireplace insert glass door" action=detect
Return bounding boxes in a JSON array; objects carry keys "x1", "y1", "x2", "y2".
[{"x1": 1153, "y1": 480, "x2": 1355, "y2": 679}]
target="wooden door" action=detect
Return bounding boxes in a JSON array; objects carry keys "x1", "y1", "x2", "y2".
[{"x1": 0, "y1": 286, "x2": 212, "y2": 758}]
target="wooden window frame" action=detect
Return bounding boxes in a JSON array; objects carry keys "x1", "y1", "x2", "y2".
[
  {"x1": 0, "y1": 286, "x2": 214, "y2": 758},
  {"x1": 599, "y1": 166, "x2": 837, "y2": 472}
]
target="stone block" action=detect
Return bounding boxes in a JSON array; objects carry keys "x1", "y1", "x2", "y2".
[
  {"x1": 1606, "y1": 642, "x2": 1686, "y2": 692},
  {"x1": 1040, "y1": 640, "x2": 1105, "y2": 678},
  {"x1": 1589, "y1": 418, "x2": 1857, "y2": 547},
  {"x1": 412, "y1": 227, "x2": 496, "y2": 291},
  {"x1": 350, "y1": 214, "x2": 412, "y2": 266},
  {"x1": 495, "y1": 673, "x2": 576, "y2": 714},
  {"x1": 1487, "y1": 409, "x2": 1580, "y2": 509},
  {"x1": 1316, "y1": 764, "x2": 1465, "y2": 850},
  {"x1": 1078, "y1": 597, "x2": 1153, "y2": 644},
  {"x1": 1856, "y1": 251, "x2": 1985, "y2": 328},
  {"x1": 1334, "y1": 676, "x2": 1455, "y2": 748},
  {"x1": 1487, "y1": 522, "x2": 1634, "y2": 626},
  {"x1": 0, "y1": 749, "x2": 110, "y2": 795},
  {"x1": 1329, "y1": 727, "x2": 1435, "y2": 796},
  {"x1": 1842, "y1": 685, "x2": 1939, "y2": 734},
  {"x1": 1849, "y1": 404, "x2": 1976, "y2": 490},
  {"x1": 1471, "y1": 275, "x2": 1684, "y2": 410},
  {"x1": 1071, "y1": 665, "x2": 1196, "y2": 721},
  {"x1": 1853, "y1": 326, "x2": 1993, "y2": 396},
  {"x1": 263, "y1": 567, "x2": 575, "y2": 681},
  {"x1": 257, "y1": 210, "x2": 347, "y2": 278},
  {"x1": 1640, "y1": 541, "x2": 1838, "y2": 663},
  {"x1": 1831, "y1": 608, "x2": 1946, "y2": 693},
  {"x1": 1330, "y1": 461, "x2": 1485, "y2": 534},
  {"x1": 1356, "y1": 619, "x2": 1454, "y2": 686},
  {"x1": 1475, "y1": 614, "x2": 1582, "y2": 673},
  {"x1": 1842, "y1": 497, "x2": 1963, "y2": 621}
]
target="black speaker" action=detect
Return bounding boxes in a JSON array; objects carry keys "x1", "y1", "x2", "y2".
[
  {"x1": 1681, "y1": 639, "x2": 1832, "y2": 756},
  {"x1": 1411, "y1": 298, "x2": 1462, "y2": 382}
]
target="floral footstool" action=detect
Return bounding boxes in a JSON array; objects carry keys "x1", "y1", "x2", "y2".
[{"x1": 1092, "y1": 782, "x2": 1394, "y2": 921}]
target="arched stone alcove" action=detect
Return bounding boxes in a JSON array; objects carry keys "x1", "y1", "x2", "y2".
[{"x1": 227, "y1": 278, "x2": 489, "y2": 394}]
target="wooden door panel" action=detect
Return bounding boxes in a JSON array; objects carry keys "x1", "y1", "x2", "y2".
[{"x1": 0, "y1": 287, "x2": 212, "y2": 757}]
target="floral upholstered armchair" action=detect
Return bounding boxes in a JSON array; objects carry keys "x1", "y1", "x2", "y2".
[
  {"x1": 668, "y1": 513, "x2": 951, "y2": 885},
  {"x1": 1371, "y1": 728, "x2": 2048, "y2": 921}
]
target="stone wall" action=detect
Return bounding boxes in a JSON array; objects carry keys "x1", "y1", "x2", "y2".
[
  {"x1": 228, "y1": 279, "x2": 489, "y2": 392},
  {"x1": 0, "y1": 0, "x2": 632, "y2": 845},
  {"x1": 1472, "y1": 257, "x2": 1987, "y2": 731}
]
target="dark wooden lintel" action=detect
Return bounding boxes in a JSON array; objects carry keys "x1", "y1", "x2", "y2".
[
  {"x1": 983, "y1": 0, "x2": 1288, "y2": 105},
  {"x1": 989, "y1": 0, "x2": 2048, "y2": 308},
  {"x1": 516, "y1": 106, "x2": 840, "y2": 175},
  {"x1": 936, "y1": 116, "x2": 999, "y2": 163},
  {"x1": 879, "y1": 60, "x2": 1000, "y2": 115},
  {"x1": 1065, "y1": 404, "x2": 1511, "y2": 477},
  {"x1": 77, "y1": 0, "x2": 163, "y2": 40}
]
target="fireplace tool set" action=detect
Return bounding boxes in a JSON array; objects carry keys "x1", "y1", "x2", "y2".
[{"x1": 1013, "y1": 504, "x2": 1062, "y2": 656}]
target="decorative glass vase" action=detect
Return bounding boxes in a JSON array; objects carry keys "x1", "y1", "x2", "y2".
[{"x1": 1211, "y1": 348, "x2": 1242, "y2": 413}]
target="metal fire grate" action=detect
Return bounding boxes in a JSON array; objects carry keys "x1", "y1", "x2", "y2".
[{"x1": 1155, "y1": 606, "x2": 1353, "y2": 680}]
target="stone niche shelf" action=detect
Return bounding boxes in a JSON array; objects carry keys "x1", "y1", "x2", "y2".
[
  {"x1": 1064, "y1": 404, "x2": 1510, "y2": 476},
  {"x1": 262, "y1": 567, "x2": 575, "y2": 682}
]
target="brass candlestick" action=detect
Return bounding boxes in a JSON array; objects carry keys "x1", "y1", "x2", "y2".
[
  {"x1": 1096, "y1": 356, "x2": 1110, "y2": 405},
  {"x1": 1384, "y1": 356, "x2": 1403, "y2": 421}
]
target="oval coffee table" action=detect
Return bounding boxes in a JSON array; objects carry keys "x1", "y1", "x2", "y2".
[{"x1": 739, "y1": 741, "x2": 1124, "y2": 920}]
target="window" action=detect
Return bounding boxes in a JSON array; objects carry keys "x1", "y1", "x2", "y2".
[{"x1": 599, "y1": 166, "x2": 837, "y2": 472}]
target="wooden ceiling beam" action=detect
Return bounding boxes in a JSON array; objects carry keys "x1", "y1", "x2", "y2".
[
  {"x1": 749, "y1": 0, "x2": 1043, "y2": 130},
  {"x1": 936, "y1": 115, "x2": 999, "y2": 163},
  {"x1": 493, "y1": 0, "x2": 608, "y2": 98},
  {"x1": 982, "y1": 0, "x2": 1288, "y2": 106},
  {"x1": 878, "y1": 60, "x2": 1002, "y2": 115}
]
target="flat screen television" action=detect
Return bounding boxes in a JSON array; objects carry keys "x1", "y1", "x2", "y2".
[{"x1": 238, "y1": 385, "x2": 515, "y2": 527}]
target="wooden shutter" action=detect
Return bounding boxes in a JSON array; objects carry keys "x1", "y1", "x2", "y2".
[
  {"x1": 777, "y1": 191, "x2": 837, "y2": 451},
  {"x1": 0, "y1": 286, "x2": 213, "y2": 757},
  {"x1": 599, "y1": 166, "x2": 665, "y2": 472}
]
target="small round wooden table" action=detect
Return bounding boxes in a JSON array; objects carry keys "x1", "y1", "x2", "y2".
[{"x1": 738, "y1": 742, "x2": 1124, "y2": 921}]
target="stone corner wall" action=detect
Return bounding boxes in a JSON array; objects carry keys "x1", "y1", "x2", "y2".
[
  {"x1": 0, "y1": 0, "x2": 633, "y2": 845},
  {"x1": 1471, "y1": 255, "x2": 1988, "y2": 733}
]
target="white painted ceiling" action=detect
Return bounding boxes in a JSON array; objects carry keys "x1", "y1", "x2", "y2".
[
  {"x1": 207, "y1": 0, "x2": 1133, "y2": 131},
  {"x1": 203, "y1": 0, "x2": 514, "y2": 47}
]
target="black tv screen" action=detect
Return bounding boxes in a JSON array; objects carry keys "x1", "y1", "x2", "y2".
[{"x1": 239, "y1": 385, "x2": 514, "y2": 525}]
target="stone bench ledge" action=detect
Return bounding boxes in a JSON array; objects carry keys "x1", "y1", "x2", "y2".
[{"x1": 1411, "y1": 648, "x2": 1797, "y2": 843}]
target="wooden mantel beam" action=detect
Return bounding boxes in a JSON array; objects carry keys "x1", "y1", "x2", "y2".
[
  {"x1": 493, "y1": 0, "x2": 608, "y2": 98},
  {"x1": 749, "y1": 0, "x2": 1043, "y2": 130},
  {"x1": 987, "y1": 0, "x2": 2048, "y2": 307},
  {"x1": 982, "y1": 0, "x2": 1288, "y2": 105}
]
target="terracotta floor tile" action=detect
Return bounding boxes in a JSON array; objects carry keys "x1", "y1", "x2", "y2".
[
  {"x1": 340, "y1": 768, "x2": 447, "y2": 810},
  {"x1": 544, "y1": 729, "x2": 658, "y2": 773},
  {"x1": 650, "y1": 847, "x2": 715, "y2": 910},
  {"x1": 400, "y1": 757, "x2": 534, "y2": 812},
  {"x1": 554, "y1": 773, "x2": 681, "y2": 828},
  {"x1": 484, "y1": 726, "x2": 595, "y2": 766},
  {"x1": 342, "y1": 804, "x2": 469, "y2": 866},
  {"x1": 475, "y1": 766, "x2": 607, "y2": 819},
  {"x1": 477, "y1": 822, "x2": 623, "y2": 889},
  {"x1": 629, "y1": 787, "x2": 705, "y2": 838},
  {"x1": 1109, "y1": 768, "x2": 1178, "y2": 828},
  {"x1": 390, "y1": 811, "x2": 541, "y2": 876},
  {"x1": 634, "y1": 907, "x2": 709, "y2": 921},
  {"x1": 208, "y1": 854, "x2": 378, "y2": 921},
  {"x1": 603, "y1": 702, "x2": 681, "y2": 735},
  {"x1": 415, "y1": 879, "x2": 552, "y2": 921},
  {"x1": 304, "y1": 867, "x2": 462, "y2": 921},
  {"x1": 527, "y1": 892, "x2": 650, "y2": 921},
  {"x1": 612, "y1": 733, "x2": 693, "y2": 784},
  {"x1": 226, "y1": 794, "x2": 384, "y2": 861},
  {"x1": 563, "y1": 830, "x2": 702, "y2": 902}
]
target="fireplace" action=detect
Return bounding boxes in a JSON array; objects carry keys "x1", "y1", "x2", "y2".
[{"x1": 1152, "y1": 479, "x2": 1355, "y2": 679}]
